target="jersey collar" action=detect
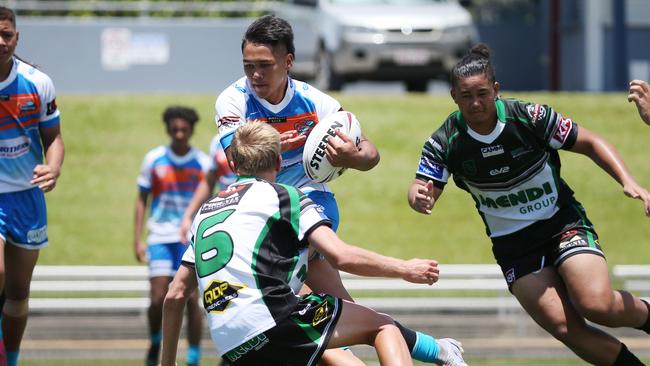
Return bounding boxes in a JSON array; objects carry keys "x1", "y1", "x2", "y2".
[
  {"x1": 234, "y1": 175, "x2": 265, "y2": 185},
  {"x1": 247, "y1": 77, "x2": 296, "y2": 114}
]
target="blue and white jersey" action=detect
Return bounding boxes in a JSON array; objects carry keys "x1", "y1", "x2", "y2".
[
  {"x1": 0, "y1": 57, "x2": 60, "y2": 193},
  {"x1": 137, "y1": 145, "x2": 211, "y2": 244},
  {"x1": 216, "y1": 77, "x2": 341, "y2": 191},
  {"x1": 208, "y1": 135, "x2": 236, "y2": 191}
]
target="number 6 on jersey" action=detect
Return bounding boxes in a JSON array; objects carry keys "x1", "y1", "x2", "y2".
[{"x1": 194, "y1": 210, "x2": 235, "y2": 277}]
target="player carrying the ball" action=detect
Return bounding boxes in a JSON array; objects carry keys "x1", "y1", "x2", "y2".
[{"x1": 201, "y1": 14, "x2": 466, "y2": 366}]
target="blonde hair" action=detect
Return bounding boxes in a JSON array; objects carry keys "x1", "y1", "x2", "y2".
[{"x1": 230, "y1": 121, "x2": 281, "y2": 176}]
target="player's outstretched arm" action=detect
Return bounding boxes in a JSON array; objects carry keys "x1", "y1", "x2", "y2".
[
  {"x1": 408, "y1": 179, "x2": 443, "y2": 215},
  {"x1": 628, "y1": 80, "x2": 650, "y2": 125},
  {"x1": 570, "y1": 126, "x2": 650, "y2": 216},
  {"x1": 161, "y1": 265, "x2": 198, "y2": 366},
  {"x1": 308, "y1": 225, "x2": 439, "y2": 284}
]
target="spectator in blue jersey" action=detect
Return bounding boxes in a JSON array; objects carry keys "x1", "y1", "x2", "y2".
[
  {"x1": 160, "y1": 121, "x2": 466, "y2": 366},
  {"x1": 409, "y1": 43, "x2": 650, "y2": 366},
  {"x1": 213, "y1": 15, "x2": 456, "y2": 366},
  {"x1": 0, "y1": 7, "x2": 64, "y2": 366},
  {"x1": 134, "y1": 106, "x2": 209, "y2": 366},
  {"x1": 628, "y1": 79, "x2": 650, "y2": 125}
]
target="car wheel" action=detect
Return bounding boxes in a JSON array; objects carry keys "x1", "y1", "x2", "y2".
[
  {"x1": 405, "y1": 79, "x2": 428, "y2": 93},
  {"x1": 315, "y1": 47, "x2": 343, "y2": 91}
]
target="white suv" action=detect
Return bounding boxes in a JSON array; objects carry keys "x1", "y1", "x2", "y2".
[{"x1": 276, "y1": 0, "x2": 478, "y2": 91}]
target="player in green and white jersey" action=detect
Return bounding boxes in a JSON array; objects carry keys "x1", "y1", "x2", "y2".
[
  {"x1": 409, "y1": 44, "x2": 650, "y2": 366},
  {"x1": 161, "y1": 122, "x2": 467, "y2": 366}
]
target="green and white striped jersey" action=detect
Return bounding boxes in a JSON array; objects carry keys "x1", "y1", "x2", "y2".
[
  {"x1": 416, "y1": 98, "x2": 579, "y2": 237},
  {"x1": 182, "y1": 177, "x2": 330, "y2": 356}
]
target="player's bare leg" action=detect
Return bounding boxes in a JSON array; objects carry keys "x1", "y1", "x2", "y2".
[
  {"x1": 147, "y1": 276, "x2": 172, "y2": 366},
  {"x1": 304, "y1": 257, "x2": 366, "y2": 366},
  {"x1": 559, "y1": 254, "x2": 648, "y2": 328},
  {"x1": 512, "y1": 266, "x2": 643, "y2": 365},
  {"x1": 185, "y1": 290, "x2": 202, "y2": 366},
  {"x1": 327, "y1": 300, "x2": 412, "y2": 366},
  {"x1": 2, "y1": 244, "x2": 38, "y2": 366}
]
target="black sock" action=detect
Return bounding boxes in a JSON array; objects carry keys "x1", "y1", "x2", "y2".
[
  {"x1": 613, "y1": 343, "x2": 645, "y2": 366},
  {"x1": 635, "y1": 299, "x2": 650, "y2": 334},
  {"x1": 394, "y1": 321, "x2": 417, "y2": 352}
]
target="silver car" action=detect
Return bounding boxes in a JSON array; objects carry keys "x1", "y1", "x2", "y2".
[{"x1": 277, "y1": 0, "x2": 479, "y2": 91}]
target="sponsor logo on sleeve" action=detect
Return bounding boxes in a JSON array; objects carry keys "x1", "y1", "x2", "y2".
[
  {"x1": 218, "y1": 116, "x2": 242, "y2": 128},
  {"x1": 526, "y1": 104, "x2": 546, "y2": 122},
  {"x1": 418, "y1": 158, "x2": 445, "y2": 180},
  {"x1": 428, "y1": 138, "x2": 443, "y2": 152},
  {"x1": 552, "y1": 118, "x2": 572, "y2": 146},
  {"x1": 46, "y1": 99, "x2": 58, "y2": 115}
]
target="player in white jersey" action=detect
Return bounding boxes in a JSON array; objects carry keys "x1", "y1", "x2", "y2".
[
  {"x1": 628, "y1": 79, "x2": 650, "y2": 126},
  {"x1": 134, "y1": 106, "x2": 210, "y2": 366},
  {"x1": 409, "y1": 44, "x2": 650, "y2": 365},
  {"x1": 0, "y1": 7, "x2": 64, "y2": 366},
  {"x1": 161, "y1": 121, "x2": 467, "y2": 366}
]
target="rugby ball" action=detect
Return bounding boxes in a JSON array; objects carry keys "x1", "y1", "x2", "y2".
[{"x1": 302, "y1": 111, "x2": 362, "y2": 183}]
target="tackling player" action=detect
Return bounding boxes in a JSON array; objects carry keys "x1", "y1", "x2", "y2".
[
  {"x1": 133, "y1": 106, "x2": 209, "y2": 366},
  {"x1": 161, "y1": 121, "x2": 466, "y2": 366},
  {"x1": 0, "y1": 7, "x2": 64, "y2": 366},
  {"x1": 409, "y1": 43, "x2": 650, "y2": 366}
]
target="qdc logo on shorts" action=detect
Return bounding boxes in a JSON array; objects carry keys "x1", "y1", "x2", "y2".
[
  {"x1": 505, "y1": 268, "x2": 516, "y2": 284},
  {"x1": 27, "y1": 226, "x2": 47, "y2": 243},
  {"x1": 312, "y1": 302, "x2": 331, "y2": 326}
]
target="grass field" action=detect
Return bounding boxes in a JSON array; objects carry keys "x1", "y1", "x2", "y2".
[{"x1": 42, "y1": 92, "x2": 650, "y2": 266}]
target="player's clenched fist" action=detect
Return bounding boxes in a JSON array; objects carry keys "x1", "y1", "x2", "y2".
[{"x1": 408, "y1": 179, "x2": 435, "y2": 214}]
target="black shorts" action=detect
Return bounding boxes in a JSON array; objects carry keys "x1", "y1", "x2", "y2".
[
  {"x1": 224, "y1": 293, "x2": 342, "y2": 366},
  {"x1": 492, "y1": 201, "x2": 604, "y2": 289}
]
